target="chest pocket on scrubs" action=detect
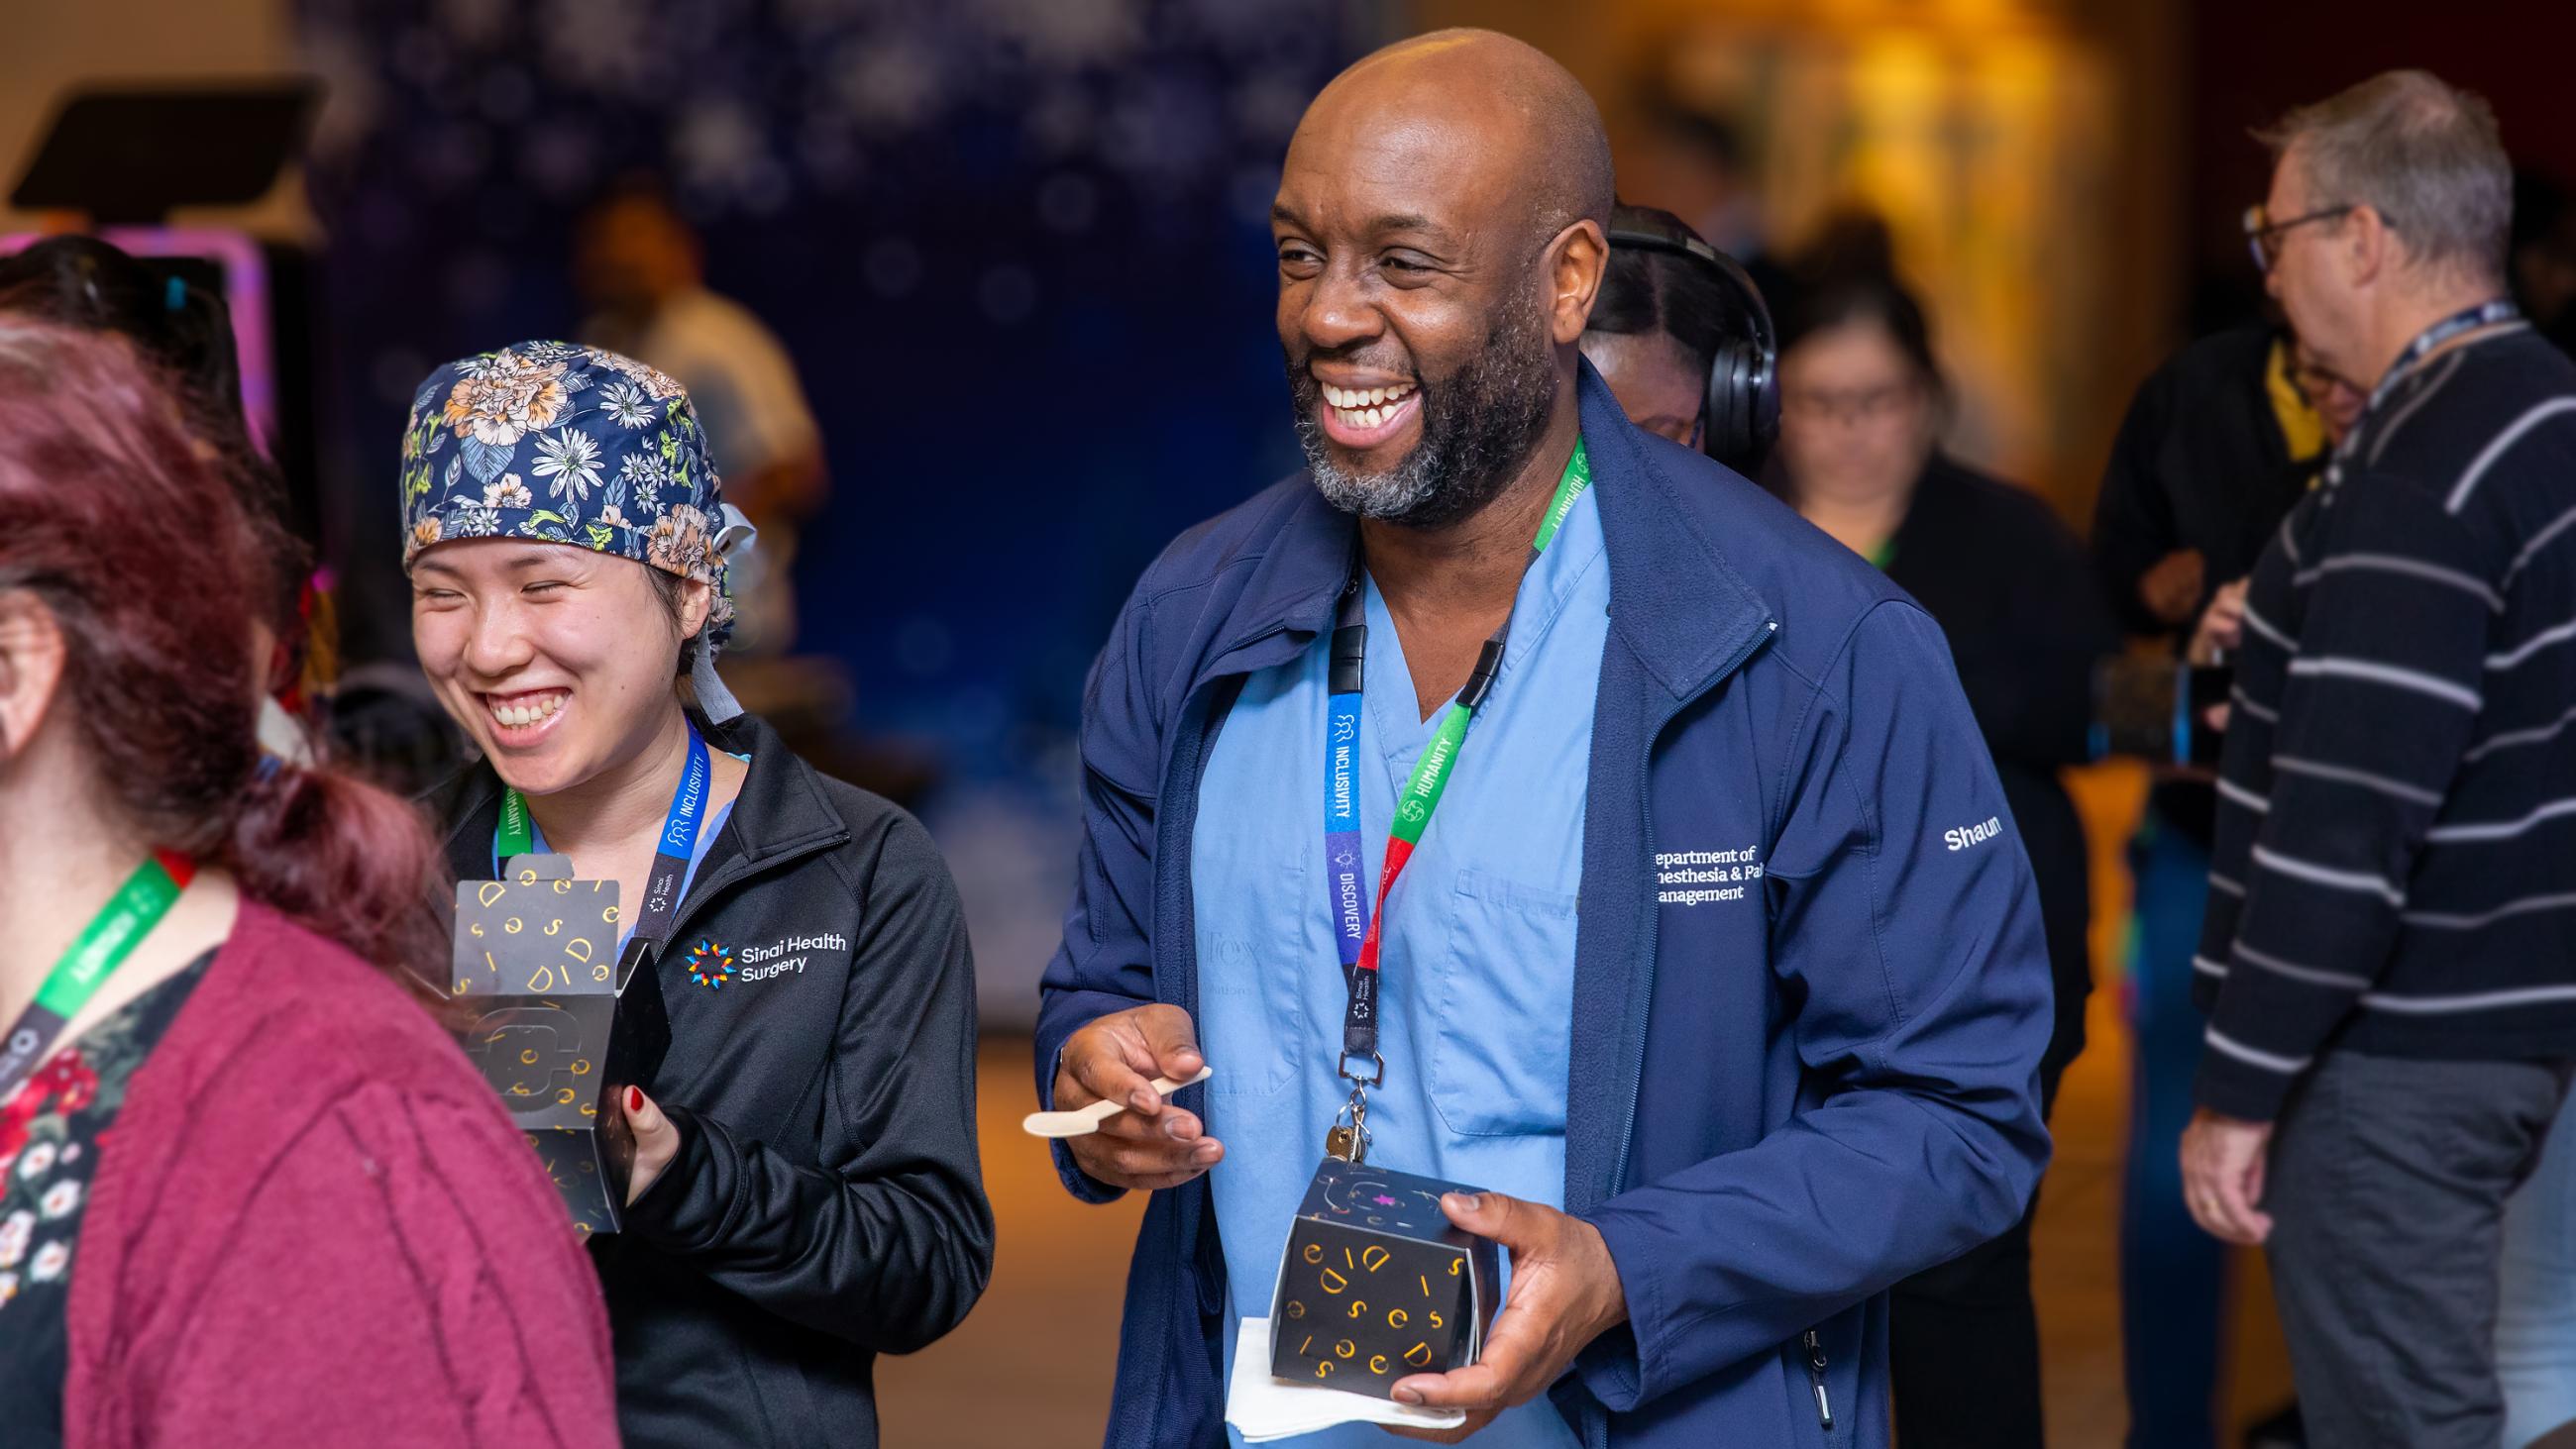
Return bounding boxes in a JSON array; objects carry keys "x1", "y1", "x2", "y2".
[
  {"x1": 1199, "y1": 861, "x2": 1312, "y2": 1098},
  {"x1": 1430, "y1": 866, "x2": 1577, "y2": 1137}
]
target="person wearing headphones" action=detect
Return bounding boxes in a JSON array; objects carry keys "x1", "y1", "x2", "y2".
[
  {"x1": 402, "y1": 341, "x2": 992, "y2": 1448},
  {"x1": 1578, "y1": 204, "x2": 1778, "y2": 473},
  {"x1": 1585, "y1": 229, "x2": 2106, "y2": 1440},
  {"x1": 1768, "y1": 262, "x2": 2113, "y2": 1447}
]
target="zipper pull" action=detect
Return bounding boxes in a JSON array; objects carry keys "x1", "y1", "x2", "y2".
[{"x1": 1802, "y1": 1328, "x2": 1834, "y2": 1431}]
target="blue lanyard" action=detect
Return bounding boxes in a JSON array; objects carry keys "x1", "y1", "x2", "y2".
[
  {"x1": 1317, "y1": 440, "x2": 1592, "y2": 1102},
  {"x1": 2364, "y1": 299, "x2": 2522, "y2": 414},
  {"x1": 2326, "y1": 299, "x2": 2521, "y2": 488},
  {"x1": 1324, "y1": 626, "x2": 1371, "y2": 981},
  {"x1": 494, "y1": 721, "x2": 714, "y2": 965}
]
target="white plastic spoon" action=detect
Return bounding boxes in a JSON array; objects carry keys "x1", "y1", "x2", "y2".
[{"x1": 1020, "y1": 1065, "x2": 1215, "y2": 1138}]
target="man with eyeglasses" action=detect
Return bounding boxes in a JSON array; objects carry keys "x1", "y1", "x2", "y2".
[{"x1": 2173, "y1": 69, "x2": 2576, "y2": 1449}]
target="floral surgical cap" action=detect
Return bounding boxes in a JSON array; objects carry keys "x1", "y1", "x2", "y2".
[{"x1": 397, "y1": 340, "x2": 749, "y2": 654}]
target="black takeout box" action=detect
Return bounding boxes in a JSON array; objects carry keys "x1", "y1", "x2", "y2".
[
  {"x1": 451, "y1": 854, "x2": 670, "y2": 1235},
  {"x1": 1267, "y1": 1158, "x2": 1501, "y2": 1399}
]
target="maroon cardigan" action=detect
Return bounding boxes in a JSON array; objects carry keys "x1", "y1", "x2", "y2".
[{"x1": 64, "y1": 901, "x2": 618, "y2": 1447}]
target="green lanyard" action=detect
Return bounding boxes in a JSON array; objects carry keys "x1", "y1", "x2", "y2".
[
  {"x1": 0, "y1": 851, "x2": 195, "y2": 1100},
  {"x1": 1320, "y1": 438, "x2": 1591, "y2": 1162},
  {"x1": 496, "y1": 784, "x2": 536, "y2": 860},
  {"x1": 1367, "y1": 439, "x2": 1591, "y2": 915}
]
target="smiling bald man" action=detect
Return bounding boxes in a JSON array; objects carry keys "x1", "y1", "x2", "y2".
[{"x1": 1036, "y1": 30, "x2": 2053, "y2": 1449}]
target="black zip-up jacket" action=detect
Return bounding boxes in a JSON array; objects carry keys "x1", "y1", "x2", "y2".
[
  {"x1": 431, "y1": 709, "x2": 992, "y2": 1448},
  {"x1": 1882, "y1": 456, "x2": 2119, "y2": 1092}
]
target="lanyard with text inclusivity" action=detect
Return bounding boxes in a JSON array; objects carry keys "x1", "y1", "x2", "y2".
[
  {"x1": 1320, "y1": 438, "x2": 1591, "y2": 1161},
  {"x1": 497, "y1": 720, "x2": 713, "y2": 973},
  {"x1": 0, "y1": 851, "x2": 196, "y2": 1103}
]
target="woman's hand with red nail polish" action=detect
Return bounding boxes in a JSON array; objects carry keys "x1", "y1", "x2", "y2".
[{"x1": 622, "y1": 1085, "x2": 683, "y2": 1206}]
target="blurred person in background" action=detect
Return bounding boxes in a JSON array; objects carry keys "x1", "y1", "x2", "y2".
[
  {"x1": 1578, "y1": 202, "x2": 1775, "y2": 473},
  {"x1": 1769, "y1": 262, "x2": 2115, "y2": 1449},
  {"x1": 403, "y1": 341, "x2": 990, "y2": 1448},
  {"x1": 1620, "y1": 82, "x2": 1791, "y2": 321},
  {"x1": 2503, "y1": 1048, "x2": 2576, "y2": 1447},
  {"x1": 0, "y1": 318, "x2": 616, "y2": 1446},
  {"x1": 2091, "y1": 317, "x2": 2359, "y2": 1449},
  {"x1": 578, "y1": 178, "x2": 826, "y2": 654},
  {"x1": 1039, "y1": 31, "x2": 2051, "y2": 1448},
  {"x1": 2176, "y1": 71, "x2": 2576, "y2": 1449},
  {"x1": 2512, "y1": 170, "x2": 2576, "y2": 355},
  {"x1": 2493, "y1": 173, "x2": 2576, "y2": 1449}
]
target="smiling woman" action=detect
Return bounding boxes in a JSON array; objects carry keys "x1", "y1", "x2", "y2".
[{"x1": 401, "y1": 341, "x2": 995, "y2": 1449}]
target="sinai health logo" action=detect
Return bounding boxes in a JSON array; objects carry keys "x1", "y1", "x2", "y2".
[
  {"x1": 687, "y1": 931, "x2": 851, "y2": 988},
  {"x1": 685, "y1": 938, "x2": 736, "y2": 989}
]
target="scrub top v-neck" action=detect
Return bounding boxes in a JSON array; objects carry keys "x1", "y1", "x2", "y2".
[{"x1": 1192, "y1": 485, "x2": 1609, "y2": 1449}]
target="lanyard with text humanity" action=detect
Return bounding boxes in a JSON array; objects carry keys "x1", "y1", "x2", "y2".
[
  {"x1": 0, "y1": 851, "x2": 196, "y2": 1103},
  {"x1": 1321, "y1": 438, "x2": 1591, "y2": 1162},
  {"x1": 496, "y1": 721, "x2": 712, "y2": 972}
]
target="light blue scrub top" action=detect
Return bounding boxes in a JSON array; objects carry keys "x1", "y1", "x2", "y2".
[{"x1": 1193, "y1": 486, "x2": 1608, "y2": 1449}]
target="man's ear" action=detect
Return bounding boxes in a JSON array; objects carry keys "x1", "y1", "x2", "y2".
[
  {"x1": 1549, "y1": 218, "x2": 1610, "y2": 347},
  {"x1": 0, "y1": 590, "x2": 68, "y2": 763},
  {"x1": 2344, "y1": 203, "x2": 2397, "y2": 290}
]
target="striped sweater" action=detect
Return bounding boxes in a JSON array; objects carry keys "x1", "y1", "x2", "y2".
[{"x1": 2195, "y1": 323, "x2": 2576, "y2": 1121}]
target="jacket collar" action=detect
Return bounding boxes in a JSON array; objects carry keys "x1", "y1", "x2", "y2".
[
  {"x1": 1576, "y1": 362, "x2": 1777, "y2": 695},
  {"x1": 1207, "y1": 362, "x2": 1775, "y2": 697},
  {"x1": 434, "y1": 708, "x2": 848, "y2": 882}
]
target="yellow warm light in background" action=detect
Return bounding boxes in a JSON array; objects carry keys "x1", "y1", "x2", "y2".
[{"x1": 1630, "y1": 6, "x2": 2114, "y2": 490}]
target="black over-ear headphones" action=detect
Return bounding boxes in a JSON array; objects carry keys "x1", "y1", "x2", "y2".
[{"x1": 1604, "y1": 218, "x2": 1779, "y2": 470}]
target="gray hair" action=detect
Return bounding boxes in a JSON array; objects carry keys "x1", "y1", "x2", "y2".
[{"x1": 2258, "y1": 69, "x2": 2511, "y2": 286}]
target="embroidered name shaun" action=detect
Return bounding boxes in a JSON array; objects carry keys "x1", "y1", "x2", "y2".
[{"x1": 1944, "y1": 817, "x2": 2004, "y2": 852}]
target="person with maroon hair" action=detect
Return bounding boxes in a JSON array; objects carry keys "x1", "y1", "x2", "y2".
[{"x1": 0, "y1": 317, "x2": 618, "y2": 1448}]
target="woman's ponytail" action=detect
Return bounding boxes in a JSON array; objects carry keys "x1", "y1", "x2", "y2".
[{"x1": 224, "y1": 761, "x2": 449, "y2": 996}]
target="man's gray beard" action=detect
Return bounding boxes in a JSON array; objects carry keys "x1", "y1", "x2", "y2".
[
  {"x1": 1305, "y1": 439, "x2": 1445, "y2": 521},
  {"x1": 1293, "y1": 287, "x2": 1556, "y2": 530}
]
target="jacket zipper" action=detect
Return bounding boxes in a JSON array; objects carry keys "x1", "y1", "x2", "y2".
[{"x1": 1803, "y1": 1328, "x2": 1834, "y2": 1432}]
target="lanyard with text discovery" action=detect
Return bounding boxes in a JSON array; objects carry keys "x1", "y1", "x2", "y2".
[
  {"x1": 0, "y1": 851, "x2": 196, "y2": 1103},
  {"x1": 495, "y1": 721, "x2": 713, "y2": 972},
  {"x1": 1323, "y1": 438, "x2": 1591, "y2": 1083}
]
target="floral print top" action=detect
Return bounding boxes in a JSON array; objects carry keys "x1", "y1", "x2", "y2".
[{"x1": 0, "y1": 952, "x2": 212, "y2": 1446}]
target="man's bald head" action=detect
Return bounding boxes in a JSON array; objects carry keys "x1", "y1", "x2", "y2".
[
  {"x1": 1271, "y1": 30, "x2": 1615, "y2": 529},
  {"x1": 1304, "y1": 29, "x2": 1614, "y2": 249}
]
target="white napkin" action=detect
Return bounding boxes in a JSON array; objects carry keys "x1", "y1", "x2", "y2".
[{"x1": 1224, "y1": 1315, "x2": 1466, "y2": 1442}]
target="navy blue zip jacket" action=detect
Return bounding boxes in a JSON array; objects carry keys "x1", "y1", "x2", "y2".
[{"x1": 1035, "y1": 365, "x2": 2054, "y2": 1448}]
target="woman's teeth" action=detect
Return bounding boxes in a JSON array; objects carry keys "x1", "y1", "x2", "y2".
[
  {"x1": 1321, "y1": 381, "x2": 1417, "y2": 431},
  {"x1": 488, "y1": 694, "x2": 565, "y2": 729}
]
